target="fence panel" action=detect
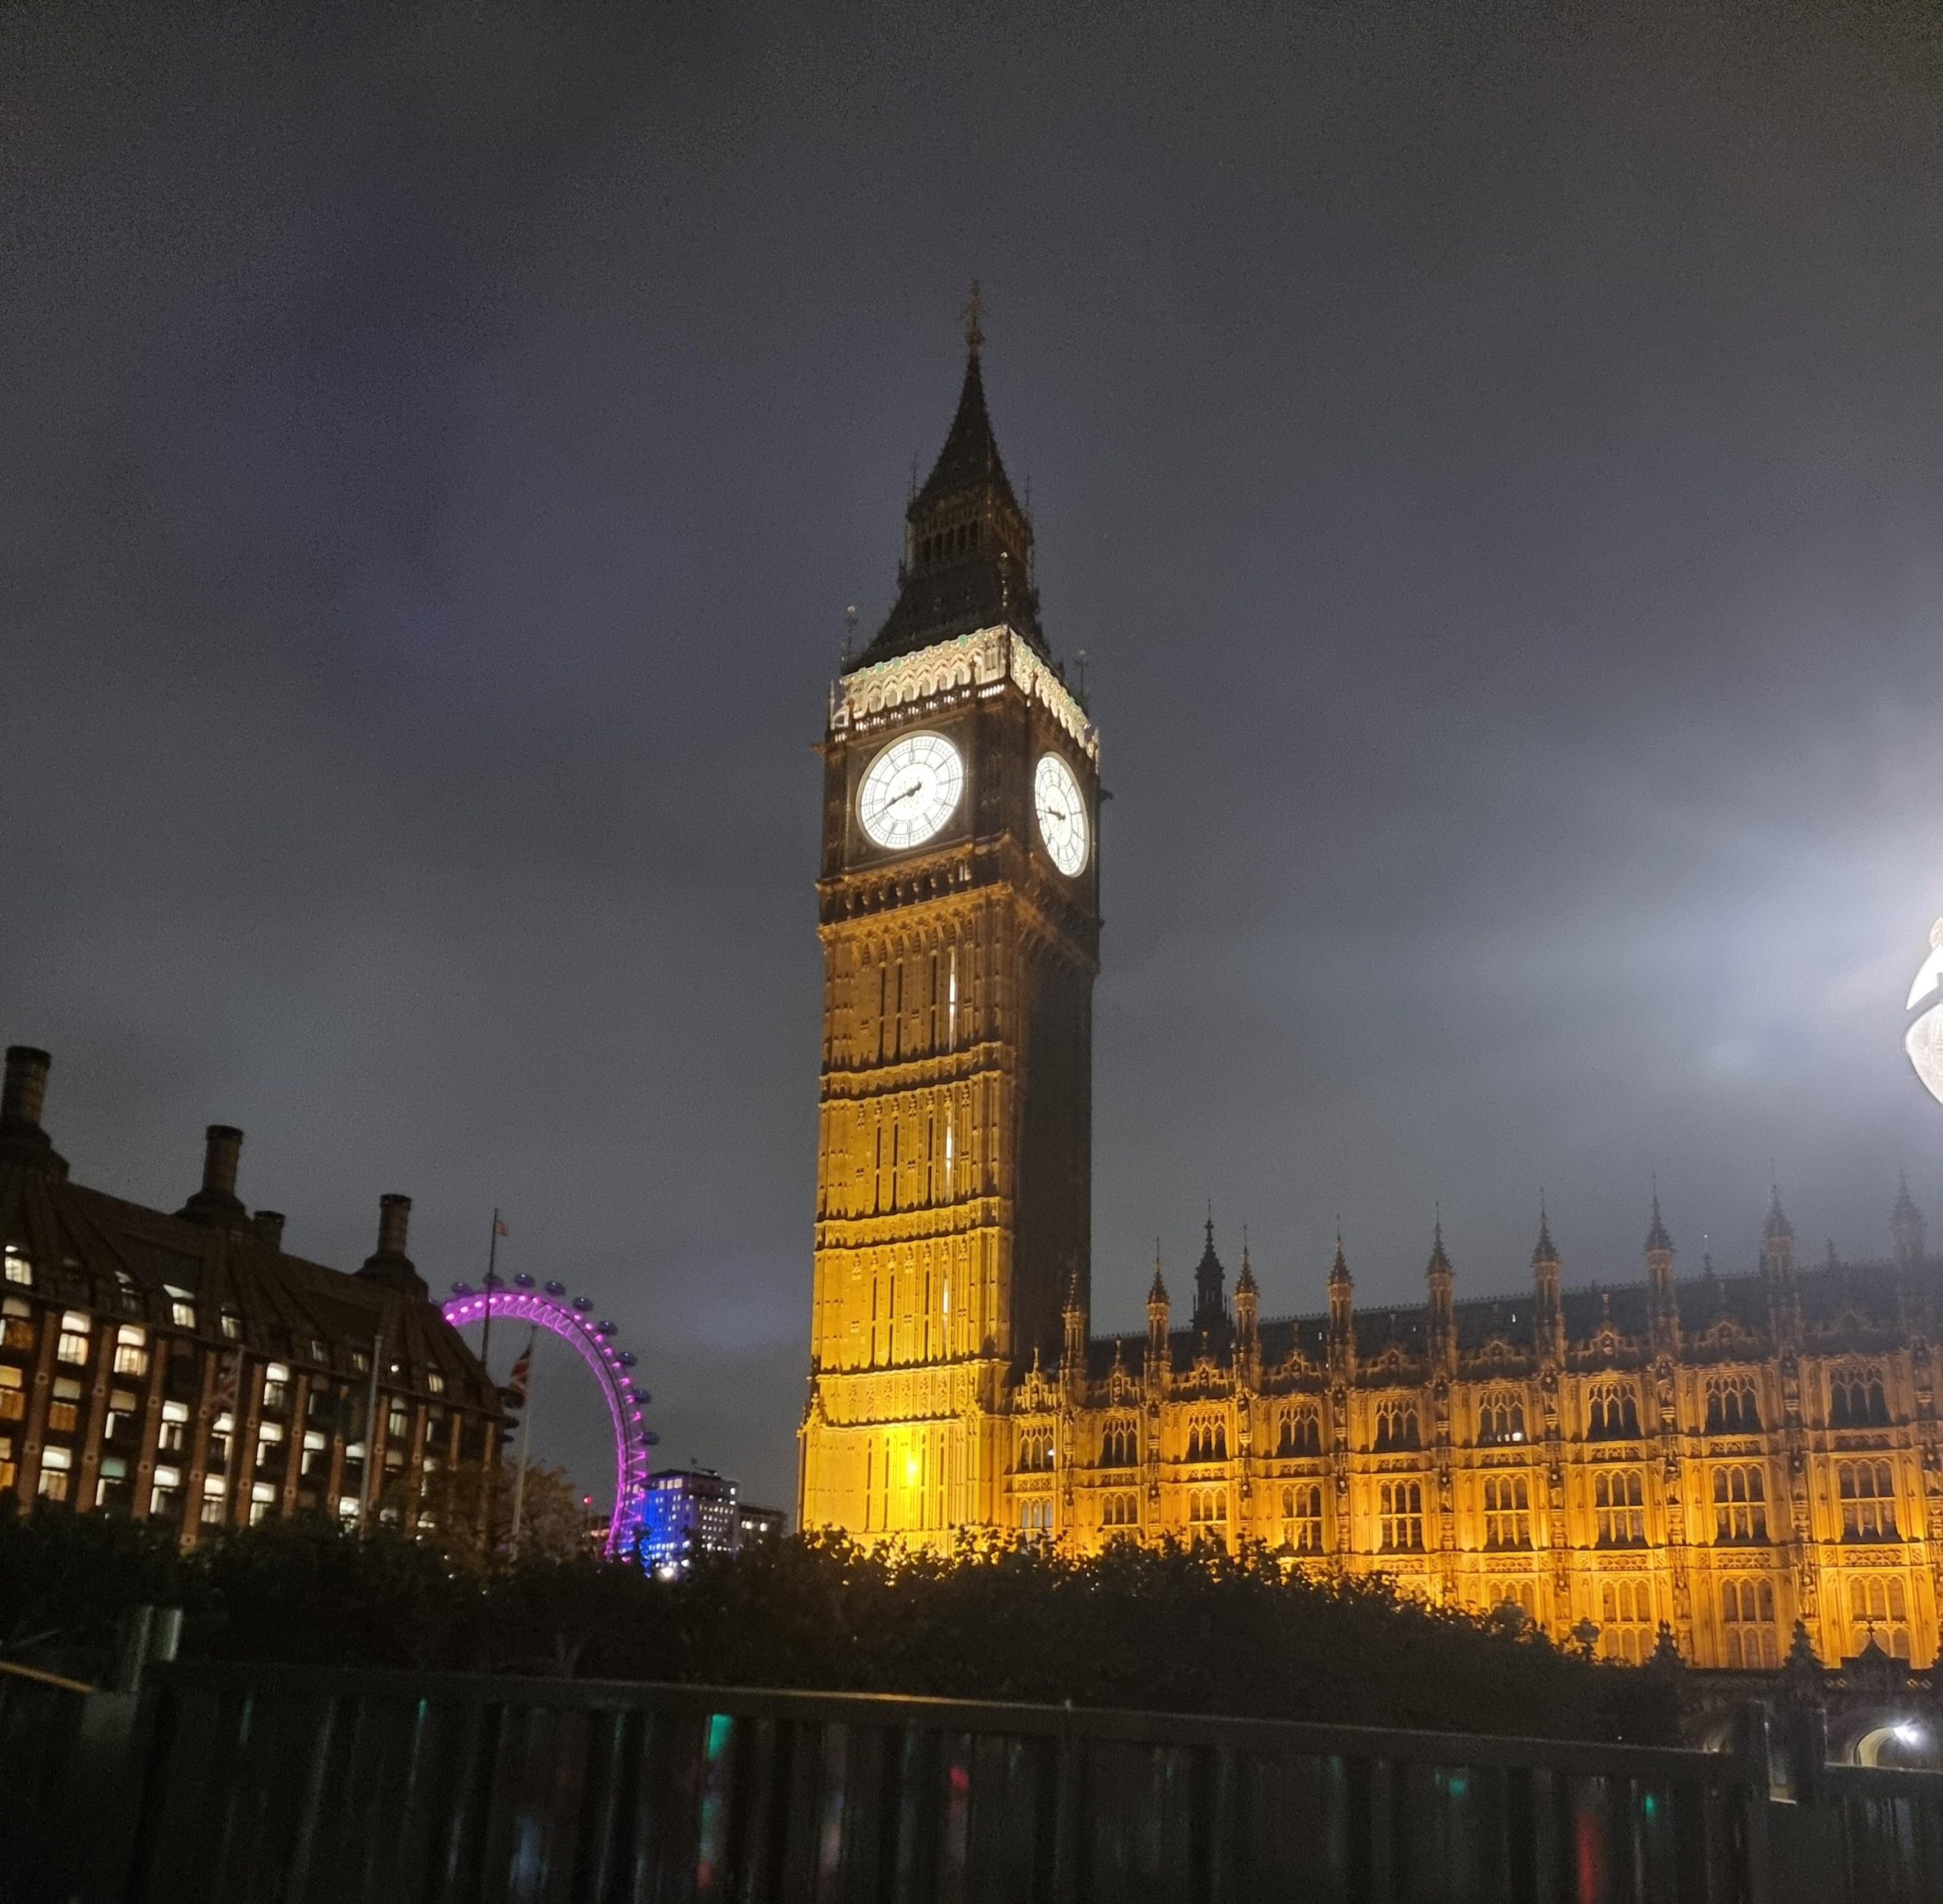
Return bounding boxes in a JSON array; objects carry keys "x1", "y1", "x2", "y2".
[{"x1": 9, "y1": 1663, "x2": 1918, "y2": 1904}]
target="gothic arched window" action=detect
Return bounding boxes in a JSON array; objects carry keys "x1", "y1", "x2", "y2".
[
  {"x1": 1838, "y1": 1460, "x2": 1898, "y2": 1541},
  {"x1": 1482, "y1": 1475, "x2": 1531, "y2": 1549},
  {"x1": 1586, "y1": 1383, "x2": 1641, "y2": 1440},
  {"x1": 1373, "y1": 1401, "x2": 1420, "y2": 1452},
  {"x1": 1477, "y1": 1392, "x2": 1527, "y2": 1445},
  {"x1": 1712, "y1": 1464, "x2": 1768, "y2": 1543},
  {"x1": 1594, "y1": 1469, "x2": 1646, "y2": 1546},
  {"x1": 1378, "y1": 1480, "x2": 1424, "y2": 1551},
  {"x1": 1705, "y1": 1378, "x2": 1762, "y2": 1434}
]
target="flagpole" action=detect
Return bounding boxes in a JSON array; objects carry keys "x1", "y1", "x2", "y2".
[
  {"x1": 475, "y1": 1209, "x2": 506, "y2": 1560},
  {"x1": 480, "y1": 1206, "x2": 502, "y2": 1378},
  {"x1": 509, "y1": 1326, "x2": 537, "y2": 1556}
]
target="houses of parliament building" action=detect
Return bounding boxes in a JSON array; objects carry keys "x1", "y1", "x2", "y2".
[{"x1": 797, "y1": 313, "x2": 1943, "y2": 1675}]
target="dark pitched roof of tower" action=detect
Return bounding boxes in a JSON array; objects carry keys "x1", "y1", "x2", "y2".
[
  {"x1": 855, "y1": 331, "x2": 1045, "y2": 668},
  {"x1": 914, "y1": 348, "x2": 1015, "y2": 511},
  {"x1": 1236, "y1": 1234, "x2": 1258, "y2": 1297},
  {"x1": 1329, "y1": 1234, "x2": 1351, "y2": 1285},
  {"x1": 1148, "y1": 1244, "x2": 1168, "y2": 1307},
  {"x1": 1894, "y1": 1171, "x2": 1924, "y2": 1232},
  {"x1": 1645, "y1": 1194, "x2": 1674, "y2": 1255},
  {"x1": 1426, "y1": 1221, "x2": 1453, "y2": 1278},
  {"x1": 1532, "y1": 1207, "x2": 1560, "y2": 1267},
  {"x1": 1765, "y1": 1186, "x2": 1795, "y2": 1243}
]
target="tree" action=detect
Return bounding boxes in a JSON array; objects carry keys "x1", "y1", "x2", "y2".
[{"x1": 383, "y1": 1459, "x2": 587, "y2": 1569}]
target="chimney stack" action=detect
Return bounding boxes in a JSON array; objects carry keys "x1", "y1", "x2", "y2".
[
  {"x1": 203, "y1": 1126, "x2": 242, "y2": 1199},
  {"x1": 252, "y1": 1209, "x2": 286, "y2": 1250},
  {"x1": 0, "y1": 1046, "x2": 67, "y2": 1177},
  {"x1": 178, "y1": 1125, "x2": 248, "y2": 1228},
  {"x1": 358, "y1": 1193, "x2": 426, "y2": 1295},
  {"x1": 2, "y1": 1048, "x2": 50, "y2": 1128}
]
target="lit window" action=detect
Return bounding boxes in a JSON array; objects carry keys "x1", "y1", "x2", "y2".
[
  {"x1": 96, "y1": 1455, "x2": 131, "y2": 1509},
  {"x1": 1378, "y1": 1480, "x2": 1424, "y2": 1551},
  {"x1": 256, "y1": 1422, "x2": 285, "y2": 1471},
  {"x1": 113, "y1": 1325, "x2": 149, "y2": 1377},
  {"x1": 1188, "y1": 1486, "x2": 1229, "y2": 1526},
  {"x1": 350, "y1": 1350, "x2": 369, "y2": 1376},
  {"x1": 46, "y1": 1378, "x2": 81, "y2": 1435},
  {"x1": 1839, "y1": 1461, "x2": 1899, "y2": 1541},
  {"x1": 158, "y1": 1400, "x2": 189, "y2": 1455},
  {"x1": 1282, "y1": 1481, "x2": 1324, "y2": 1551},
  {"x1": 1, "y1": 1295, "x2": 33, "y2": 1351},
  {"x1": 1595, "y1": 1469, "x2": 1647, "y2": 1546},
  {"x1": 1721, "y1": 1578, "x2": 1778, "y2": 1666},
  {"x1": 114, "y1": 1270, "x2": 142, "y2": 1315},
  {"x1": 201, "y1": 1475, "x2": 228, "y2": 1525},
  {"x1": 337, "y1": 1495, "x2": 361, "y2": 1521},
  {"x1": 36, "y1": 1445, "x2": 71, "y2": 1501},
  {"x1": 1714, "y1": 1464, "x2": 1768, "y2": 1543},
  {"x1": 301, "y1": 1430, "x2": 328, "y2": 1477},
  {"x1": 165, "y1": 1286, "x2": 196, "y2": 1330},
  {"x1": 248, "y1": 1482, "x2": 276, "y2": 1527},
  {"x1": 1477, "y1": 1392, "x2": 1526, "y2": 1445},
  {"x1": 0, "y1": 1366, "x2": 21, "y2": 1422},
  {"x1": 426, "y1": 1370, "x2": 446, "y2": 1395},
  {"x1": 150, "y1": 1466, "x2": 182, "y2": 1517},
  {"x1": 262, "y1": 1363, "x2": 290, "y2": 1410},
  {"x1": 3, "y1": 1245, "x2": 30, "y2": 1286},
  {"x1": 1600, "y1": 1581, "x2": 1655, "y2": 1663},
  {"x1": 0, "y1": 1434, "x2": 13, "y2": 1491},
  {"x1": 1850, "y1": 1576, "x2": 1912, "y2": 1660},
  {"x1": 55, "y1": 1313, "x2": 91, "y2": 1364},
  {"x1": 1483, "y1": 1475, "x2": 1531, "y2": 1549},
  {"x1": 219, "y1": 1310, "x2": 241, "y2": 1342}
]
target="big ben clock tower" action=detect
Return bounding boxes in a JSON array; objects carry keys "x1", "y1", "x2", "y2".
[{"x1": 798, "y1": 305, "x2": 1101, "y2": 1543}]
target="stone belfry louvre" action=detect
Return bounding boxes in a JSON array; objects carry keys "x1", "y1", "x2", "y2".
[{"x1": 798, "y1": 311, "x2": 1101, "y2": 1541}]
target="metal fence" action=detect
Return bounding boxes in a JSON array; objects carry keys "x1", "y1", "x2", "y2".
[{"x1": 15, "y1": 1659, "x2": 1943, "y2": 1902}]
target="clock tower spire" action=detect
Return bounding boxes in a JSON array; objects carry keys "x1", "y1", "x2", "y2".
[{"x1": 799, "y1": 315, "x2": 1100, "y2": 1545}]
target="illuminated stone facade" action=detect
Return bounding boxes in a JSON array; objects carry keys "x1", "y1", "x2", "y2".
[
  {"x1": 799, "y1": 334, "x2": 1943, "y2": 1673},
  {"x1": 1004, "y1": 1200, "x2": 1943, "y2": 1673},
  {"x1": 799, "y1": 335, "x2": 1100, "y2": 1537}
]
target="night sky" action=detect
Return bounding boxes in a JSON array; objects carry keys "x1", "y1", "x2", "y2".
[{"x1": 6, "y1": 4, "x2": 1941, "y2": 1512}]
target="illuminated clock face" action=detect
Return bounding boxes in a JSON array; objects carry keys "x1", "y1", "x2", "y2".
[
  {"x1": 1034, "y1": 753, "x2": 1088, "y2": 876},
  {"x1": 1909, "y1": 916, "x2": 1943, "y2": 1110},
  {"x1": 858, "y1": 731, "x2": 964, "y2": 851}
]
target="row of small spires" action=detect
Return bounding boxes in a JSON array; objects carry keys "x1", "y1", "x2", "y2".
[
  {"x1": 0, "y1": 1045, "x2": 425, "y2": 1294},
  {"x1": 1129, "y1": 1181, "x2": 1932, "y2": 1322}
]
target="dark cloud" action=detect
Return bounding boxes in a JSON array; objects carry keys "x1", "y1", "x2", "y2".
[{"x1": 5, "y1": 1, "x2": 1941, "y2": 1508}]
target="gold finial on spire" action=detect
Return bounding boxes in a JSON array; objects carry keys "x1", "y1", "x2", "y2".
[{"x1": 962, "y1": 279, "x2": 984, "y2": 354}]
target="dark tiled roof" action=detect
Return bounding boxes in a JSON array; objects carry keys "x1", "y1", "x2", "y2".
[
  {"x1": 1075, "y1": 1255, "x2": 1942, "y2": 1382},
  {"x1": 0, "y1": 1162, "x2": 495, "y2": 1408}
]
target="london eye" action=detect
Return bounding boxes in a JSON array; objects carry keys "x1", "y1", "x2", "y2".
[{"x1": 442, "y1": 1275, "x2": 655, "y2": 1558}]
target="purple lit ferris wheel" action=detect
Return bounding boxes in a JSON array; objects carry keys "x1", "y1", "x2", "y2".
[{"x1": 442, "y1": 1276, "x2": 655, "y2": 1558}]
